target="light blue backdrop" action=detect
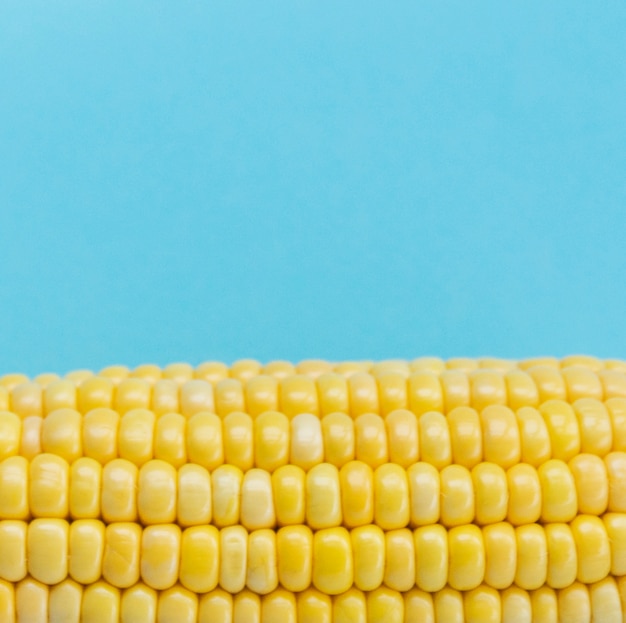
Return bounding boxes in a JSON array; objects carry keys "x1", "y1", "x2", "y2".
[{"x1": 1, "y1": 2, "x2": 625, "y2": 375}]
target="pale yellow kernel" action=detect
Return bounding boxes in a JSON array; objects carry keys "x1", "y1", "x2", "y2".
[
  {"x1": 262, "y1": 360, "x2": 296, "y2": 380},
  {"x1": 472, "y1": 462, "x2": 507, "y2": 525},
  {"x1": 0, "y1": 412, "x2": 21, "y2": 461},
  {"x1": 64, "y1": 369, "x2": 93, "y2": 385},
  {"x1": 573, "y1": 398, "x2": 612, "y2": 456},
  {"x1": 138, "y1": 459, "x2": 177, "y2": 525},
  {"x1": 481, "y1": 405, "x2": 520, "y2": 468},
  {"x1": 78, "y1": 376, "x2": 114, "y2": 413},
  {"x1": 448, "y1": 524, "x2": 485, "y2": 591},
  {"x1": 41, "y1": 408, "x2": 82, "y2": 462},
  {"x1": 177, "y1": 463, "x2": 212, "y2": 527},
  {"x1": 114, "y1": 378, "x2": 152, "y2": 414},
  {"x1": 418, "y1": 411, "x2": 452, "y2": 469},
  {"x1": 384, "y1": 528, "x2": 415, "y2": 592},
  {"x1": 440, "y1": 370, "x2": 470, "y2": 411},
  {"x1": 247, "y1": 529, "x2": 278, "y2": 595},
  {"x1": 70, "y1": 457, "x2": 102, "y2": 519},
  {"x1": 506, "y1": 463, "x2": 541, "y2": 526},
  {"x1": 186, "y1": 412, "x2": 223, "y2": 471},
  {"x1": 604, "y1": 513, "x2": 626, "y2": 575},
  {"x1": 297, "y1": 360, "x2": 334, "y2": 377},
  {"x1": 229, "y1": 359, "x2": 262, "y2": 382},
  {"x1": 367, "y1": 587, "x2": 404, "y2": 623},
  {"x1": 33, "y1": 372, "x2": 59, "y2": 388},
  {"x1": 296, "y1": 588, "x2": 332, "y2": 623},
  {"x1": 483, "y1": 522, "x2": 516, "y2": 589},
  {"x1": 10, "y1": 382, "x2": 42, "y2": 417},
  {"x1": 440, "y1": 464, "x2": 474, "y2": 528},
  {"x1": 402, "y1": 589, "x2": 434, "y2": 623},
  {"x1": 321, "y1": 412, "x2": 355, "y2": 468},
  {"x1": 306, "y1": 463, "x2": 341, "y2": 529},
  {"x1": 501, "y1": 586, "x2": 531, "y2": 623},
  {"x1": 28, "y1": 518, "x2": 69, "y2": 585},
  {"x1": 590, "y1": 577, "x2": 621, "y2": 623},
  {"x1": 355, "y1": 413, "x2": 388, "y2": 469},
  {"x1": 223, "y1": 411, "x2": 253, "y2": 471},
  {"x1": 81, "y1": 581, "x2": 120, "y2": 623},
  {"x1": 377, "y1": 373, "x2": 408, "y2": 416},
  {"x1": 562, "y1": 365, "x2": 603, "y2": 402},
  {"x1": 530, "y1": 586, "x2": 557, "y2": 623},
  {"x1": 29, "y1": 453, "x2": 69, "y2": 518},
  {"x1": 374, "y1": 463, "x2": 410, "y2": 529},
  {"x1": 433, "y1": 587, "x2": 463, "y2": 623},
  {"x1": 103, "y1": 522, "x2": 142, "y2": 588},
  {"x1": 211, "y1": 464, "x2": 243, "y2": 528},
  {"x1": 470, "y1": 370, "x2": 507, "y2": 412},
  {"x1": 158, "y1": 585, "x2": 198, "y2": 623},
  {"x1": 538, "y1": 459, "x2": 577, "y2": 523},
  {"x1": 411, "y1": 357, "x2": 446, "y2": 373},
  {"x1": 312, "y1": 527, "x2": 353, "y2": 595},
  {"x1": 241, "y1": 468, "x2": 276, "y2": 530},
  {"x1": 414, "y1": 524, "x2": 448, "y2": 592},
  {"x1": 152, "y1": 379, "x2": 180, "y2": 416},
  {"x1": 290, "y1": 413, "x2": 323, "y2": 471},
  {"x1": 447, "y1": 358, "x2": 478, "y2": 372},
  {"x1": 83, "y1": 408, "x2": 119, "y2": 464},
  {"x1": 49, "y1": 579, "x2": 82, "y2": 623},
  {"x1": 606, "y1": 359, "x2": 626, "y2": 372},
  {"x1": 141, "y1": 524, "x2": 181, "y2": 590},
  {"x1": 180, "y1": 380, "x2": 215, "y2": 418},
  {"x1": 351, "y1": 524, "x2": 385, "y2": 591},
  {"x1": 118, "y1": 408, "x2": 155, "y2": 467},
  {"x1": 0, "y1": 388, "x2": 7, "y2": 412},
  {"x1": 540, "y1": 400, "x2": 581, "y2": 462},
  {"x1": 272, "y1": 465, "x2": 306, "y2": 526},
  {"x1": 280, "y1": 375, "x2": 319, "y2": 418},
  {"x1": 0, "y1": 456, "x2": 29, "y2": 519},
  {"x1": 130, "y1": 363, "x2": 162, "y2": 383},
  {"x1": 0, "y1": 520, "x2": 27, "y2": 582},
  {"x1": 527, "y1": 365, "x2": 567, "y2": 402},
  {"x1": 348, "y1": 372, "x2": 379, "y2": 416},
  {"x1": 598, "y1": 370, "x2": 626, "y2": 400},
  {"x1": 561, "y1": 354, "x2": 603, "y2": 370},
  {"x1": 0, "y1": 374, "x2": 29, "y2": 392},
  {"x1": 464, "y1": 585, "x2": 501, "y2": 623},
  {"x1": 316, "y1": 373, "x2": 349, "y2": 415},
  {"x1": 219, "y1": 525, "x2": 248, "y2": 594},
  {"x1": 163, "y1": 362, "x2": 194, "y2": 384},
  {"x1": 447, "y1": 406, "x2": 482, "y2": 469},
  {"x1": 69, "y1": 519, "x2": 105, "y2": 585},
  {"x1": 276, "y1": 525, "x2": 313, "y2": 592},
  {"x1": 198, "y1": 589, "x2": 232, "y2": 623},
  {"x1": 371, "y1": 360, "x2": 410, "y2": 378},
  {"x1": 120, "y1": 583, "x2": 157, "y2": 623},
  {"x1": 557, "y1": 582, "x2": 590, "y2": 623},
  {"x1": 515, "y1": 524, "x2": 547, "y2": 590},
  {"x1": 334, "y1": 361, "x2": 372, "y2": 377},
  {"x1": 505, "y1": 369, "x2": 539, "y2": 410},
  {"x1": 568, "y1": 453, "x2": 608, "y2": 515},
  {"x1": 44, "y1": 379, "x2": 77, "y2": 413},
  {"x1": 254, "y1": 411, "x2": 289, "y2": 472},
  {"x1": 16, "y1": 577, "x2": 48, "y2": 623},
  {"x1": 384, "y1": 409, "x2": 418, "y2": 467},
  {"x1": 101, "y1": 458, "x2": 138, "y2": 523},
  {"x1": 545, "y1": 523, "x2": 577, "y2": 589},
  {"x1": 99, "y1": 364, "x2": 130, "y2": 385},
  {"x1": 261, "y1": 589, "x2": 296, "y2": 623},
  {"x1": 180, "y1": 525, "x2": 219, "y2": 593},
  {"x1": 155, "y1": 412, "x2": 187, "y2": 468},
  {"x1": 408, "y1": 462, "x2": 440, "y2": 526},
  {"x1": 516, "y1": 406, "x2": 551, "y2": 467},
  {"x1": 605, "y1": 452, "x2": 626, "y2": 512},
  {"x1": 19, "y1": 415, "x2": 42, "y2": 460},
  {"x1": 339, "y1": 460, "x2": 374, "y2": 528},
  {"x1": 571, "y1": 514, "x2": 611, "y2": 584},
  {"x1": 194, "y1": 361, "x2": 229, "y2": 384},
  {"x1": 408, "y1": 372, "x2": 443, "y2": 415},
  {"x1": 333, "y1": 587, "x2": 368, "y2": 623},
  {"x1": 245, "y1": 375, "x2": 278, "y2": 418}
]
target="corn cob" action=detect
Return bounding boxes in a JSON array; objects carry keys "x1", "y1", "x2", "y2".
[{"x1": 1, "y1": 357, "x2": 626, "y2": 622}]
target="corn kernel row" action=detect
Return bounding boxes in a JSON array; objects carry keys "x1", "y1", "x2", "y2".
[
  {"x1": 2, "y1": 577, "x2": 622, "y2": 623},
  {"x1": 4, "y1": 398, "x2": 626, "y2": 474},
  {"x1": 1, "y1": 516, "x2": 624, "y2": 595},
  {"x1": 4, "y1": 363, "x2": 626, "y2": 419},
  {"x1": 5, "y1": 452, "x2": 626, "y2": 530}
]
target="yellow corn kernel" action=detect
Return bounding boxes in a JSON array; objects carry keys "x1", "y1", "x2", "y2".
[
  {"x1": 114, "y1": 378, "x2": 151, "y2": 414},
  {"x1": 138, "y1": 460, "x2": 177, "y2": 525},
  {"x1": 414, "y1": 524, "x2": 448, "y2": 592},
  {"x1": 247, "y1": 529, "x2": 278, "y2": 595},
  {"x1": 557, "y1": 582, "x2": 590, "y2": 623},
  {"x1": 28, "y1": 518, "x2": 68, "y2": 585},
  {"x1": 339, "y1": 460, "x2": 374, "y2": 528},
  {"x1": 118, "y1": 408, "x2": 155, "y2": 467},
  {"x1": 403, "y1": 589, "x2": 434, "y2": 623},
  {"x1": 229, "y1": 359, "x2": 262, "y2": 383},
  {"x1": 374, "y1": 463, "x2": 410, "y2": 529},
  {"x1": 591, "y1": 578, "x2": 621, "y2": 623},
  {"x1": 516, "y1": 406, "x2": 551, "y2": 467},
  {"x1": 16, "y1": 577, "x2": 48, "y2": 623},
  {"x1": 530, "y1": 586, "x2": 557, "y2": 623},
  {"x1": 371, "y1": 359, "x2": 410, "y2": 378},
  {"x1": 78, "y1": 376, "x2": 114, "y2": 413},
  {"x1": 545, "y1": 523, "x2": 577, "y2": 589},
  {"x1": 433, "y1": 587, "x2": 463, "y2": 623},
  {"x1": 538, "y1": 459, "x2": 577, "y2": 522},
  {"x1": 321, "y1": 412, "x2": 355, "y2": 468},
  {"x1": 506, "y1": 463, "x2": 541, "y2": 525},
  {"x1": 158, "y1": 585, "x2": 198, "y2": 623},
  {"x1": 384, "y1": 528, "x2": 415, "y2": 592},
  {"x1": 276, "y1": 525, "x2": 313, "y2": 592},
  {"x1": 0, "y1": 520, "x2": 27, "y2": 582},
  {"x1": 194, "y1": 361, "x2": 228, "y2": 384},
  {"x1": 604, "y1": 513, "x2": 626, "y2": 575},
  {"x1": 312, "y1": 527, "x2": 353, "y2": 595},
  {"x1": 351, "y1": 525, "x2": 385, "y2": 591},
  {"x1": 316, "y1": 373, "x2": 349, "y2": 416},
  {"x1": 440, "y1": 464, "x2": 474, "y2": 528},
  {"x1": 180, "y1": 380, "x2": 214, "y2": 418},
  {"x1": 296, "y1": 588, "x2": 332, "y2": 623},
  {"x1": 516, "y1": 524, "x2": 547, "y2": 590},
  {"x1": 483, "y1": 522, "x2": 516, "y2": 589},
  {"x1": 573, "y1": 398, "x2": 613, "y2": 456},
  {"x1": 470, "y1": 370, "x2": 507, "y2": 412},
  {"x1": 348, "y1": 372, "x2": 379, "y2": 416},
  {"x1": 219, "y1": 525, "x2": 248, "y2": 594},
  {"x1": 261, "y1": 589, "x2": 296, "y2": 623},
  {"x1": 540, "y1": 400, "x2": 581, "y2": 462},
  {"x1": 121, "y1": 583, "x2": 157, "y2": 623},
  {"x1": 211, "y1": 464, "x2": 243, "y2": 528},
  {"x1": 505, "y1": 369, "x2": 539, "y2": 410},
  {"x1": 223, "y1": 412, "x2": 253, "y2": 471},
  {"x1": 384, "y1": 409, "x2": 418, "y2": 467},
  {"x1": 155, "y1": 412, "x2": 187, "y2": 468},
  {"x1": 177, "y1": 463, "x2": 212, "y2": 527},
  {"x1": 254, "y1": 411, "x2": 289, "y2": 472},
  {"x1": 83, "y1": 408, "x2": 119, "y2": 464},
  {"x1": 367, "y1": 587, "x2": 404, "y2": 623},
  {"x1": 447, "y1": 406, "x2": 482, "y2": 469},
  {"x1": 262, "y1": 360, "x2": 296, "y2": 380},
  {"x1": 70, "y1": 457, "x2": 101, "y2": 519},
  {"x1": 473, "y1": 463, "x2": 507, "y2": 525},
  {"x1": 290, "y1": 413, "x2": 323, "y2": 471},
  {"x1": 408, "y1": 461, "x2": 439, "y2": 526},
  {"x1": 354, "y1": 413, "x2": 388, "y2": 468},
  {"x1": 103, "y1": 522, "x2": 142, "y2": 588},
  {"x1": 43, "y1": 380, "x2": 77, "y2": 413},
  {"x1": 0, "y1": 412, "x2": 21, "y2": 461},
  {"x1": 0, "y1": 388, "x2": 7, "y2": 412},
  {"x1": 306, "y1": 463, "x2": 341, "y2": 529},
  {"x1": 152, "y1": 379, "x2": 179, "y2": 416},
  {"x1": 413, "y1": 356, "x2": 446, "y2": 374},
  {"x1": 607, "y1": 398, "x2": 626, "y2": 451},
  {"x1": 49, "y1": 579, "x2": 82, "y2": 623},
  {"x1": 198, "y1": 590, "x2": 232, "y2": 623},
  {"x1": 69, "y1": 519, "x2": 105, "y2": 585},
  {"x1": 99, "y1": 365, "x2": 130, "y2": 385},
  {"x1": 101, "y1": 458, "x2": 138, "y2": 523},
  {"x1": 180, "y1": 525, "x2": 219, "y2": 593},
  {"x1": 464, "y1": 585, "x2": 501, "y2": 623},
  {"x1": 29, "y1": 453, "x2": 69, "y2": 518},
  {"x1": 605, "y1": 451, "x2": 626, "y2": 511},
  {"x1": 481, "y1": 405, "x2": 520, "y2": 468},
  {"x1": 141, "y1": 524, "x2": 181, "y2": 590},
  {"x1": 501, "y1": 586, "x2": 531, "y2": 623},
  {"x1": 562, "y1": 366, "x2": 603, "y2": 402},
  {"x1": 408, "y1": 372, "x2": 443, "y2": 415},
  {"x1": 335, "y1": 361, "x2": 372, "y2": 377},
  {"x1": 272, "y1": 465, "x2": 306, "y2": 526},
  {"x1": 333, "y1": 587, "x2": 367, "y2": 623},
  {"x1": 0, "y1": 456, "x2": 29, "y2": 519},
  {"x1": 419, "y1": 411, "x2": 452, "y2": 469},
  {"x1": 64, "y1": 369, "x2": 93, "y2": 385},
  {"x1": 440, "y1": 370, "x2": 470, "y2": 412},
  {"x1": 130, "y1": 364, "x2": 162, "y2": 382},
  {"x1": 241, "y1": 468, "x2": 276, "y2": 530},
  {"x1": 448, "y1": 524, "x2": 485, "y2": 591},
  {"x1": 186, "y1": 412, "x2": 223, "y2": 471},
  {"x1": 377, "y1": 372, "x2": 408, "y2": 416},
  {"x1": 568, "y1": 453, "x2": 608, "y2": 515},
  {"x1": 163, "y1": 362, "x2": 194, "y2": 385},
  {"x1": 571, "y1": 514, "x2": 611, "y2": 584},
  {"x1": 41, "y1": 408, "x2": 82, "y2": 462},
  {"x1": 280, "y1": 375, "x2": 318, "y2": 418},
  {"x1": 527, "y1": 365, "x2": 567, "y2": 402},
  {"x1": 81, "y1": 581, "x2": 120, "y2": 623},
  {"x1": 10, "y1": 382, "x2": 42, "y2": 418},
  {"x1": 19, "y1": 415, "x2": 42, "y2": 460}
]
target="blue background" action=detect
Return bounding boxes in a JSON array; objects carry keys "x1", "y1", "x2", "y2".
[{"x1": 1, "y1": 2, "x2": 625, "y2": 376}]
